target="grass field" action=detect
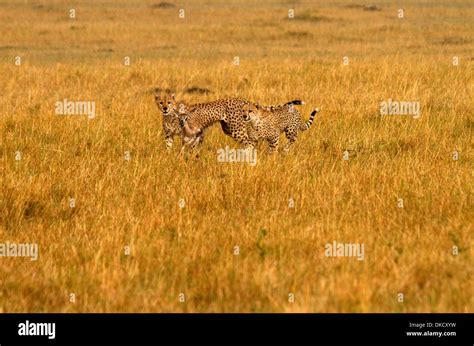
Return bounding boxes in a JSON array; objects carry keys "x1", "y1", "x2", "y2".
[{"x1": 0, "y1": 0, "x2": 473, "y2": 312}]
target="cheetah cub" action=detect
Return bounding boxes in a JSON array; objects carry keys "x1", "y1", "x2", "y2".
[
  {"x1": 242, "y1": 103, "x2": 319, "y2": 153},
  {"x1": 154, "y1": 92, "x2": 204, "y2": 150}
]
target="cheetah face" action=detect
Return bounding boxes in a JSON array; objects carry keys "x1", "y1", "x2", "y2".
[
  {"x1": 242, "y1": 104, "x2": 260, "y2": 122},
  {"x1": 155, "y1": 93, "x2": 177, "y2": 116}
]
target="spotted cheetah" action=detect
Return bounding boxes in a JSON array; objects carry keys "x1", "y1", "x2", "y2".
[
  {"x1": 155, "y1": 92, "x2": 239, "y2": 150},
  {"x1": 155, "y1": 93, "x2": 192, "y2": 150},
  {"x1": 242, "y1": 103, "x2": 319, "y2": 152},
  {"x1": 180, "y1": 99, "x2": 305, "y2": 151}
]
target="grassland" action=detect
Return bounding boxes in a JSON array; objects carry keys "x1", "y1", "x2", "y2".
[{"x1": 0, "y1": 0, "x2": 473, "y2": 312}]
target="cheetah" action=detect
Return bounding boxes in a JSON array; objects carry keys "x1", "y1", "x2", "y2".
[
  {"x1": 241, "y1": 103, "x2": 319, "y2": 153},
  {"x1": 179, "y1": 99, "x2": 305, "y2": 151},
  {"x1": 154, "y1": 93, "x2": 194, "y2": 150},
  {"x1": 155, "y1": 93, "x2": 208, "y2": 150}
]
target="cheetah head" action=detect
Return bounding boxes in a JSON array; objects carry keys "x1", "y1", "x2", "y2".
[
  {"x1": 241, "y1": 103, "x2": 260, "y2": 123},
  {"x1": 154, "y1": 92, "x2": 177, "y2": 116}
]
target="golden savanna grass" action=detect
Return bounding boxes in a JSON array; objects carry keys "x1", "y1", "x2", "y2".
[{"x1": 0, "y1": 0, "x2": 473, "y2": 312}]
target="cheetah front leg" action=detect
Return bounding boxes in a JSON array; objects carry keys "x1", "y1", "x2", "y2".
[
  {"x1": 163, "y1": 126, "x2": 174, "y2": 151},
  {"x1": 165, "y1": 136, "x2": 174, "y2": 150},
  {"x1": 228, "y1": 129, "x2": 256, "y2": 151}
]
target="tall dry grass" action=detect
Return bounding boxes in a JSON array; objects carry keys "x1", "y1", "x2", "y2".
[{"x1": 0, "y1": 0, "x2": 473, "y2": 312}]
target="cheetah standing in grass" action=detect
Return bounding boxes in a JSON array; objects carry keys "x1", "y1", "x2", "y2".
[
  {"x1": 241, "y1": 103, "x2": 319, "y2": 152},
  {"x1": 154, "y1": 93, "x2": 190, "y2": 150}
]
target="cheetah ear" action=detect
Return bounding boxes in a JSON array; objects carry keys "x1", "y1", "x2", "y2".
[{"x1": 171, "y1": 93, "x2": 176, "y2": 100}]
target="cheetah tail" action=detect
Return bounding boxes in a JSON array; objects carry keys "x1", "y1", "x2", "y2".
[
  {"x1": 301, "y1": 108, "x2": 319, "y2": 131},
  {"x1": 285, "y1": 100, "x2": 305, "y2": 106}
]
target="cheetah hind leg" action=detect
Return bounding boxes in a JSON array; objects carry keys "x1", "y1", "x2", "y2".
[
  {"x1": 267, "y1": 137, "x2": 279, "y2": 154},
  {"x1": 283, "y1": 129, "x2": 298, "y2": 153}
]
